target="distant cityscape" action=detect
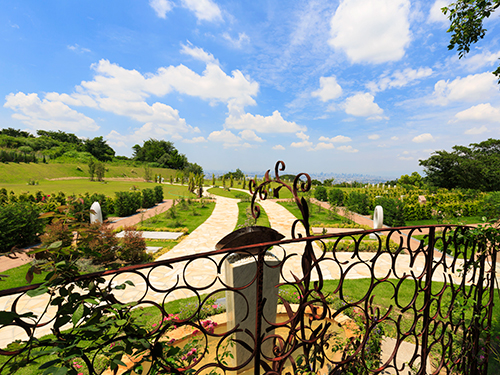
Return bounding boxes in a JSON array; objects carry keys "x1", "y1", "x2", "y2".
[{"x1": 205, "y1": 170, "x2": 391, "y2": 184}]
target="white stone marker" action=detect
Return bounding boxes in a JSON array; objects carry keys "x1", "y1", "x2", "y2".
[
  {"x1": 225, "y1": 252, "x2": 280, "y2": 373},
  {"x1": 90, "y1": 201, "x2": 103, "y2": 224},
  {"x1": 370, "y1": 205, "x2": 383, "y2": 239}
]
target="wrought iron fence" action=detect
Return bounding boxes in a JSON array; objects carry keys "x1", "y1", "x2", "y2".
[{"x1": 0, "y1": 161, "x2": 497, "y2": 375}]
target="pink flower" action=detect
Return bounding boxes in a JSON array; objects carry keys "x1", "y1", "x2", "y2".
[
  {"x1": 152, "y1": 323, "x2": 157, "y2": 327},
  {"x1": 212, "y1": 304, "x2": 219, "y2": 309}
]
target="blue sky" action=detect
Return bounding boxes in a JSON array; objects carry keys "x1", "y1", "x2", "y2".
[{"x1": 1, "y1": 0, "x2": 499, "y2": 178}]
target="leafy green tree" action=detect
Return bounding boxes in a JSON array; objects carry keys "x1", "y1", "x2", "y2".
[
  {"x1": 443, "y1": 0, "x2": 500, "y2": 83},
  {"x1": 85, "y1": 136, "x2": 115, "y2": 162},
  {"x1": 95, "y1": 162, "x2": 105, "y2": 182},
  {"x1": 419, "y1": 138, "x2": 500, "y2": 191},
  {"x1": 37, "y1": 130, "x2": 83, "y2": 146},
  {"x1": 398, "y1": 171, "x2": 423, "y2": 188},
  {"x1": 314, "y1": 186, "x2": 328, "y2": 201},
  {"x1": 0, "y1": 127, "x2": 33, "y2": 138},
  {"x1": 88, "y1": 159, "x2": 96, "y2": 181}
]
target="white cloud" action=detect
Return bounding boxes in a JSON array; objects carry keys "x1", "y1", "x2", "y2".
[
  {"x1": 67, "y1": 44, "x2": 91, "y2": 53},
  {"x1": 343, "y1": 93, "x2": 384, "y2": 118},
  {"x1": 296, "y1": 131, "x2": 309, "y2": 141},
  {"x1": 465, "y1": 125, "x2": 488, "y2": 135},
  {"x1": 4, "y1": 92, "x2": 99, "y2": 132},
  {"x1": 149, "y1": 0, "x2": 173, "y2": 18},
  {"x1": 368, "y1": 134, "x2": 380, "y2": 140},
  {"x1": 329, "y1": 0, "x2": 411, "y2": 64},
  {"x1": 208, "y1": 129, "x2": 240, "y2": 144},
  {"x1": 399, "y1": 156, "x2": 414, "y2": 160},
  {"x1": 273, "y1": 144, "x2": 285, "y2": 150},
  {"x1": 225, "y1": 110, "x2": 306, "y2": 133},
  {"x1": 337, "y1": 145, "x2": 359, "y2": 153},
  {"x1": 391, "y1": 136, "x2": 399, "y2": 140},
  {"x1": 428, "y1": 0, "x2": 448, "y2": 24},
  {"x1": 451, "y1": 103, "x2": 500, "y2": 123},
  {"x1": 432, "y1": 72, "x2": 499, "y2": 105},
  {"x1": 180, "y1": 0, "x2": 222, "y2": 22},
  {"x1": 291, "y1": 140, "x2": 313, "y2": 148},
  {"x1": 368, "y1": 67, "x2": 433, "y2": 92},
  {"x1": 222, "y1": 32, "x2": 250, "y2": 49},
  {"x1": 412, "y1": 133, "x2": 435, "y2": 143},
  {"x1": 457, "y1": 50, "x2": 500, "y2": 72},
  {"x1": 183, "y1": 136, "x2": 207, "y2": 143},
  {"x1": 239, "y1": 129, "x2": 264, "y2": 142},
  {"x1": 312, "y1": 142, "x2": 335, "y2": 151},
  {"x1": 180, "y1": 43, "x2": 219, "y2": 65},
  {"x1": 318, "y1": 135, "x2": 351, "y2": 143},
  {"x1": 311, "y1": 76, "x2": 342, "y2": 102}
]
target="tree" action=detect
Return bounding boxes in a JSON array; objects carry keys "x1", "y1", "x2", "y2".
[
  {"x1": 95, "y1": 162, "x2": 105, "y2": 182},
  {"x1": 0, "y1": 128, "x2": 33, "y2": 138},
  {"x1": 419, "y1": 138, "x2": 500, "y2": 191},
  {"x1": 443, "y1": 0, "x2": 500, "y2": 83},
  {"x1": 85, "y1": 136, "x2": 115, "y2": 162},
  {"x1": 37, "y1": 130, "x2": 83, "y2": 146},
  {"x1": 88, "y1": 159, "x2": 96, "y2": 181}
]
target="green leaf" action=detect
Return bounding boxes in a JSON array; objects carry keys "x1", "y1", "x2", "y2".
[
  {"x1": 48, "y1": 240, "x2": 63, "y2": 249},
  {"x1": 72, "y1": 304, "x2": 84, "y2": 326},
  {"x1": 25, "y1": 269, "x2": 34, "y2": 284},
  {"x1": 39, "y1": 359, "x2": 60, "y2": 369},
  {"x1": 113, "y1": 359, "x2": 127, "y2": 367},
  {"x1": 124, "y1": 280, "x2": 135, "y2": 286},
  {"x1": 27, "y1": 286, "x2": 49, "y2": 297},
  {"x1": 42, "y1": 366, "x2": 68, "y2": 375}
]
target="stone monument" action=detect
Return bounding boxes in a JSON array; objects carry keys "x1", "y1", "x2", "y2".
[
  {"x1": 370, "y1": 205, "x2": 383, "y2": 239},
  {"x1": 90, "y1": 201, "x2": 103, "y2": 224}
]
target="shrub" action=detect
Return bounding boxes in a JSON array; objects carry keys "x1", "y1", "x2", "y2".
[
  {"x1": 373, "y1": 197, "x2": 406, "y2": 227},
  {"x1": 481, "y1": 192, "x2": 500, "y2": 220},
  {"x1": 154, "y1": 185, "x2": 164, "y2": 204},
  {"x1": 328, "y1": 188, "x2": 344, "y2": 206},
  {"x1": 141, "y1": 188, "x2": 156, "y2": 209},
  {"x1": 314, "y1": 186, "x2": 328, "y2": 202},
  {"x1": 40, "y1": 221, "x2": 73, "y2": 249},
  {"x1": 114, "y1": 191, "x2": 141, "y2": 217},
  {"x1": 119, "y1": 226, "x2": 149, "y2": 264},
  {"x1": 83, "y1": 223, "x2": 119, "y2": 263},
  {"x1": 0, "y1": 202, "x2": 43, "y2": 253},
  {"x1": 345, "y1": 191, "x2": 371, "y2": 215}
]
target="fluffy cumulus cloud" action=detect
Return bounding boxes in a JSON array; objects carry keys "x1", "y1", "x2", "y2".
[
  {"x1": 225, "y1": 110, "x2": 306, "y2": 133},
  {"x1": 239, "y1": 129, "x2": 264, "y2": 142},
  {"x1": 368, "y1": 134, "x2": 380, "y2": 140},
  {"x1": 149, "y1": 0, "x2": 173, "y2": 18},
  {"x1": 4, "y1": 92, "x2": 98, "y2": 132},
  {"x1": 329, "y1": 0, "x2": 411, "y2": 64},
  {"x1": 183, "y1": 136, "x2": 207, "y2": 143},
  {"x1": 412, "y1": 133, "x2": 435, "y2": 143},
  {"x1": 428, "y1": 0, "x2": 449, "y2": 24},
  {"x1": 367, "y1": 67, "x2": 433, "y2": 92},
  {"x1": 180, "y1": 0, "x2": 222, "y2": 22},
  {"x1": 311, "y1": 76, "x2": 342, "y2": 102},
  {"x1": 291, "y1": 131, "x2": 313, "y2": 148},
  {"x1": 180, "y1": 43, "x2": 219, "y2": 65},
  {"x1": 273, "y1": 144, "x2": 285, "y2": 150},
  {"x1": 312, "y1": 142, "x2": 335, "y2": 151},
  {"x1": 318, "y1": 135, "x2": 351, "y2": 143},
  {"x1": 451, "y1": 103, "x2": 500, "y2": 123},
  {"x1": 343, "y1": 93, "x2": 384, "y2": 118},
  {"x1": 432, "y1": 72, "x2": 499, "y2": 105},
  {"x1": 456, "y1": 50, "x2": 500, "y2": 72}
]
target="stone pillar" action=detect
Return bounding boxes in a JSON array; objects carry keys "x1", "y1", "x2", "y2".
[
  {"x1": 370, "y1": 205, "x2": 383, "y2": 239},
  {"x1": 90, "y1": 201, "x2": 103, "y2": 224},
  {"x1": 225, "y1": 252, "x2": 280, "y2": 373}
]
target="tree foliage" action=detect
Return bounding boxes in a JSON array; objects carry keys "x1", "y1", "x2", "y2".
[
  {"x1": 132, "y1": 139, "x2": 188, "y2": 170},
  {"x1": 419, "y1": 138, "x2": 500, "y2": 191},
  {"x1": 443, "y1": 0, "x2": 500, "y2": 83},
  {"x1": 85, "y1": 136, "x2": 115, "y2": 162}
]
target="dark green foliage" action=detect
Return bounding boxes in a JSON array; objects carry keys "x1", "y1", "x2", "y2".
[
  {"x1": 314, "y1": 186, "x2": 328, "y2": 201},
  {"x1": 84, "y1": 136, "x2": 115, "y2": 162},
  {"x1": 141, "y1": 188, "x2": 156, "y2": 209},
  {"x1": 345, "y1": 191, "x2": 371, "y2": 215},
  {"x1": 37, "y1": 130, "x2": 83, "y2": 146},
  {"x1": 223, "y1": 168, "x2": 244, "y2": 180},
  {"x1": 373, "y1": 197, "x2": 406, "y2": 227},
  {"x1": 481, "y1": 192, "x2": 500, "y2": 220},
  {"x1": 114, "y1": 191, "x2": 141, "y2": 217},
  {"x1": 154, "y1": 185, "x2": 164, "y2": 203},
  {"x1": 133, "y1": 139, "x2": 188, "y2": 170},
  {"x1": 119, "y1": 226, "x2": 149, "y2": 263},
  {"x1": 0, "y1": 127, "x2": 34, "y2": 138},
  {"x1": 328, "y1": 188, "x2": 344, "y2": 206},
  {"x1": 184, "y1": 162, "x2": 203, "y2": 176},
  {"x1": 0, "y1": 202, "x2": 43, "y2": 252},
  {"x1": 419, "y1": 138, "x2": 500, "y2": 191},
  {"x1": 443, "y1": 0, "x2": 500, "y2": 83}
]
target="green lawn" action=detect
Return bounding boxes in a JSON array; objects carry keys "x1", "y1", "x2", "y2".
[
  {"x1": 138, "y1": 199, "x2": 215, "y2": 234},
  {"x1": 277, "y1": 200, "x2": 359, "y2": 227},
  {"x1": 235, "y1": 201, "x2": 270, "y2": 229},
  {"x1": 207, "y1": 187, "x2": 249, "y2": 199},
  {"x1": 0, "y1": 263, "x2": 48, "y2": 291}
]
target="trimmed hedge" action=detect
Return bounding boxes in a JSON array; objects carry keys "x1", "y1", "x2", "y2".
[
  {"x1": 141, "y1": 188, "x2": 156, "y2": 209},
  {"x1": 114, "y1": 191, "x2": 141, "y2": 217}
]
